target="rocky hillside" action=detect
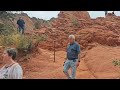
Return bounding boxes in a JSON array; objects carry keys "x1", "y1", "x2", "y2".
[
  {"x1": 38, "y1": 11, "x2": 120, "y2": 51},
  {"x1": 1, "y1": 11, "x2": 120, "y2": 79}
]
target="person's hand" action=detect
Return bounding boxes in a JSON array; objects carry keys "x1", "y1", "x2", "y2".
[
  {"x1": 63, "y1": 57, "x2": 67, "y2": 66},
  {"x1": 76, "y1": 62, "x2": 80, "y2": 67},
  {"x1": 63, "y1": 61, "x2": 66, "y2": 66}
]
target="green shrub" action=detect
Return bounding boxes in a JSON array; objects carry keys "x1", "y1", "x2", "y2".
[
  {"x1": 0, "y1": 31, "x2": 47, "y2": 61},
  {"x1": 112, "y1": 59, "x2": 120, "y2": 78},
  {"x1": 0, "y1": 33, "x2": 46, "y2": 52},
  {"x1": 34, "y1": 21, "x2": 41, "y2": 29},
  {"x1": 0, "y1": 35, "x2": 14, "y2": 46},
  {"x1": 0, "y1": 34, "x2": 27, "y2": 48},
  {"x1": 72, "y1": 18, "x2": 79, "y2": 27},
  {"x1": 0, "y1": 23, "x2": 16, "y2": 35},
  {"x1": 112, "y1": 59, "x2": 120, "y2": 67},
  {"x1": 16, "y1": 35, "x2": 31, "y2": 50},
  {"x1": 0, "y1": 11, "x2": 14, "y2": 20},
  {"x1": 0, "y1": 23, "x2": 6, "y2": 35}
]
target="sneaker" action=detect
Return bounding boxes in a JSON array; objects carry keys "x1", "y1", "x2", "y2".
[{"x1": 68, "y1": 76, "x2": 72, "y2": 79}]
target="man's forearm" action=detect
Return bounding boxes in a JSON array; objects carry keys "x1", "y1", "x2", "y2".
[{"x1": 78, "y1": 54, "x2": 80, "y2": 62}]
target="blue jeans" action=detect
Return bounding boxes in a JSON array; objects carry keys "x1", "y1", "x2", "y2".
[
  {"x1": 63, "y1": 59, "x2": 78, "y2": 79},
  {"x1": 18, "y1": 26, "x2": 25, "y2": 34}
]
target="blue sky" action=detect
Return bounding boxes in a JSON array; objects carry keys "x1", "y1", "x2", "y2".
[{"x1": 23, "y1": 11, "x2": 120, "y2": 20}]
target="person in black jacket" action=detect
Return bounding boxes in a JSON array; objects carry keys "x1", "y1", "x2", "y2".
[
  {"x1": 17, "y1": 17, "x2": 25, "y2": 34},
  {"x1": 105, "y1": 11, "x2": 108, "y2": 16},
  {"x1": 112, "y1": 11, "x2": 115, "y2": 15}
]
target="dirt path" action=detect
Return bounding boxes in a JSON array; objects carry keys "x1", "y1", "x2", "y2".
[
  {"x1": 21, "y1": 48, "x2": 94, "y2": 79},
  {"x1": 20, "y1": 45, "x2": 120, "y2": 79}
]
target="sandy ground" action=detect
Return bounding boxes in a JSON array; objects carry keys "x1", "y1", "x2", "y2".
[
  {"x1": 21, "y1": 48, "x2": 94, "y2": 79},
  {"x1": 20, "y1": 45, "x2": 120, "y2": 79}
]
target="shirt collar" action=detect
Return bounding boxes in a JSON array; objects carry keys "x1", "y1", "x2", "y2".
[{"x1": 70, "y1": 41, "x2": 75, "y2": 45}]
